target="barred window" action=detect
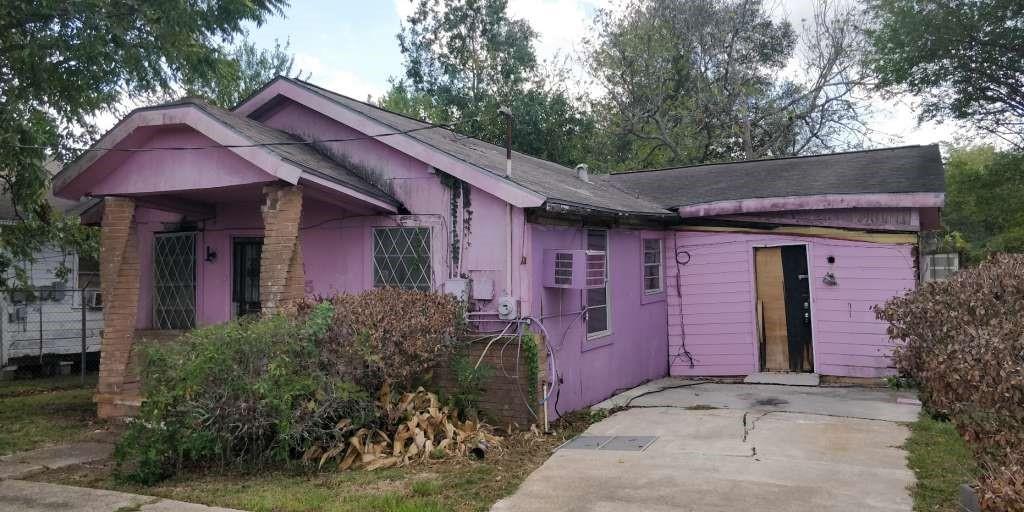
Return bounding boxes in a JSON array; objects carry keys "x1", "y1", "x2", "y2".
[
  {"x1": 586, "y1": 229, "x2": 610, "y2": 337},
  {"x1": 373, "y1": 227, "x2": 432, "y2": 291},
  {"x1": 643, "y1": 238, "x2": 663, "y2": 293}
]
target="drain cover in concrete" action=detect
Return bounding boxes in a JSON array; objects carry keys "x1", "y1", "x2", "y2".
[
  {"x1": 560, "y1": 436, "x2": 613, "y2": 450},
  {"x1": 601, "y1": 436, "x2": 657, "y2": 452}
]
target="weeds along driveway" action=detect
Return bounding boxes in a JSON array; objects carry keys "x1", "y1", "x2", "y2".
[{"x1": 493, "y1": 382, "x2": 921, "y2": 512}]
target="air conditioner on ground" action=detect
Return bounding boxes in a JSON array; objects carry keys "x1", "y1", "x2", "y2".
[{"x1": 542, "y1": 249, "x2": 606, "y2": 289}]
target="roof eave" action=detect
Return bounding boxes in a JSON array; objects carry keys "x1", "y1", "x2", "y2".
[{"x1": 674, "y1": 192, "x2": 946, "y2": 218}]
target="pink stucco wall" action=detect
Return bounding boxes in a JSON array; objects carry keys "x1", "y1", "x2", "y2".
[
  {"x1": 530, "y1": 224, "x2": 669, "y2": 417},
  {"x1": 666, "y1": 230, "x2": 917, "y2": 378}
]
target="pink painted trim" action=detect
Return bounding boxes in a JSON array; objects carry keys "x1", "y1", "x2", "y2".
[
  {"x1": 676, "y1": 193, "x2": 945, "y2": 218},
  {"x1": 55, "y1": 105, "x2": 300, "y2": 198},
  {"x1": 234, "y1": 79, "x2": 546, "y2": 209},
  {"x1": 297, "y1": 174, "x2": 397, "y2": 213}
]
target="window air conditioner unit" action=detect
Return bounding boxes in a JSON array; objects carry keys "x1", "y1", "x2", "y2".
[
  {"x1": 543, "y1": 249, "x2": 606, "y2": 289},
  {"x1": 86, "y1": 290, "x2": 103, "y2": 310}
]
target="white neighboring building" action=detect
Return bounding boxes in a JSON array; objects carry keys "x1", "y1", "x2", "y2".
[{"x1": 0, "y1": 169, "x2": 103, "y2": 372}]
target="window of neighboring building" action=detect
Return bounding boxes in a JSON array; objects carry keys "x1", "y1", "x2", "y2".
[
  {"x1": 373, "y1": 227, "x2": 432, "y2": 291},
  {"x1": 643, "y1": 238, "x2": 663, "y2": 293},
  {"x1": 77, "y1": 254, "x2": 100, "y2": 290},
  {"x1": 923, "y1": 252, "x2": 959, "y2": 281},
  {"x1": 586, "y1": 229, "x2": 610, "y2": 337}
]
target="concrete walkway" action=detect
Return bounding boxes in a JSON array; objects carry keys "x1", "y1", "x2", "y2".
[
  {"x1": 0, "y1": 480, "x2": 240, "y2": 512},
  {"x1": 0, "y1": 442, "x2": 114, "y2": 480},
  {"x1": 494, "y1": 380, "x2": 920, "y2": 512}
]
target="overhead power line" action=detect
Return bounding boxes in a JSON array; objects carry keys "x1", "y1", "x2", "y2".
[{"x1": 4, "y1": 117, "x2": 483, "y2": 153}]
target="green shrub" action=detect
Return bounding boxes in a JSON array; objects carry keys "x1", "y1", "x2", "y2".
[
  {"x1": 114, "y1": 303, "x2": 377, "y2": 484},
  {"x1": 449, "y1": 353, "x2": 493, "y2": 420},
  {"x1": 875, "y1": 254, "x2": 1024, "y2": 511}
]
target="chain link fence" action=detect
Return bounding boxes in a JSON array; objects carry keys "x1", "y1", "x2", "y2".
[{"x1": 0, "y1": 287, "x2": 103, "y2": 382}]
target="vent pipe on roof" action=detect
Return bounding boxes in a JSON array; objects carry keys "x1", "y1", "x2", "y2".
[
  {"x1": 575, "y1": 163, "x2": 590, "y2": 182},
  {"x1": 498, "y1": 106, "x2": 514, "y2": 179}
]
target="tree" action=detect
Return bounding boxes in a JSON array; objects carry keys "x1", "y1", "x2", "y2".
[
  {"x1": 586, "y1": 0, "x2": 873, "y2": 169},
  {"x1": 183, "y1": 37, "x2": 305, "y2": 109},
  {"x1": 0, "y1": 0, "x2": 286, "y2": 288},
  {"x1": 865, "y1": 0, "x2": 1024, "y2": 148},
  {"x1": 943, "y1": 147, "x2": 1024, "y2": 261},
  {"x1": 384, "y1": 0, "x2": 595, "y2": 167}
]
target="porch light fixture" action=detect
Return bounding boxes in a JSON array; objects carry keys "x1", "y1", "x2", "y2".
[
  {"x1": 205, "y1": 246, "x2": 218, "y2": 263},
  {"x1": 822, "y1": 272, "x2": 837, "y2": 286}
]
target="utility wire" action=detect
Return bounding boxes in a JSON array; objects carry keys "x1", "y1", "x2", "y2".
[{"x1": 3, "y1": 116, "x2": 485, "y2": 153}]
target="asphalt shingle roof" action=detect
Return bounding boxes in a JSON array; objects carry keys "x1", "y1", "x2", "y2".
[
  {"x1": 162, "y1": 98, "x2": 399, "y2": 208},
  {"x1": 279, "y1": 78, "x2": 671, "y2": 216},
  {"x1": 606, "y1": 145, "x2": 945, "y2": 210}
]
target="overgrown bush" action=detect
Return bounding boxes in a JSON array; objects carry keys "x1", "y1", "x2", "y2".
[
  {"x1": 294, "y1": 288, "x2": 466, "y2": 392},
  {"x1": 116, "y1": 289, "x2": 472, "y2": 485},
  {"x1": 115, "y1": 303, "x2": 360, "y2": 483},
  {"x1": 876, "y1": 254, "x2": 1024, "y2": 511}
]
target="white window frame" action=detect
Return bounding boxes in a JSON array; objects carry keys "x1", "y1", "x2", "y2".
[
  {"x1": 923, "y1": 252, "x2": 959, "y2": 282},
  {"x1": 372, "y1": 226, "x2": 433, "y2": 291},
  {"x1": 585, "y1": 228, "x2": 611, "y2": 339},
  {"x1": 642, "y1": 238, "x2": 663, "y2": 294}
]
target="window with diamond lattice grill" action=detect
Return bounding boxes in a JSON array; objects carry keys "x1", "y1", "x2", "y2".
[
  {"x1": 153, "y1": 232, "x2": 196, "y2": 329},
  {"x1": 373, "y1": 227, "x2": 432, "y2": 291}
]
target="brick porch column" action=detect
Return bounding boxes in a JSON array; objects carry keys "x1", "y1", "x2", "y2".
[
  {"x1": 260, "y1": 184, "x2": 305, "y2": 313},
  {"x1": 95, "y1": 197, "x2": 142, "y2": 418}
]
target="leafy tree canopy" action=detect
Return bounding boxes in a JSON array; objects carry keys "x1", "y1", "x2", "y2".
[
  {"x1": 183, "y1": 37, "x2": 306, "y2": 109},
  {"x1": 943, "y1": 146, "x2": 1024, "y2": 261},
  {"x1": 865, "y1": 0, "x2": 1024, "y2": 148},
  {"x1": 383, "y1": 0, "x2": 596, "y2": 167},
  {"x1": 587, "y1": 0, "x2": 873, "y2": 170},
  {"x1": 0, "y1": 0, "x2": 287, "y2": 288}
]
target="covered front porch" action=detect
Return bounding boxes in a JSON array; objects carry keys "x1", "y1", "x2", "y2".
[{"x1": 53, "y1": 98, "x2": 402, "y2": 417}]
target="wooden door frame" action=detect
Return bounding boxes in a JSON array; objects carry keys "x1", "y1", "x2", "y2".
[{"x1": 750, "y1": 241, "x2": 816, "y2": 373}]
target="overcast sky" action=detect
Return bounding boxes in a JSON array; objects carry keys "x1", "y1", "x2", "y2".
[{"x1": 243, "y1": 0, "x2": 976, "y2": 150}]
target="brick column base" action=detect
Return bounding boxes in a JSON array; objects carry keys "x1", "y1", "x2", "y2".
[
  {"x1": 260, "y1": 184, "x2": 305, "y2": 313},
  {"x1": 95, "y1": 197, "x2": 142, "y2": 419}
]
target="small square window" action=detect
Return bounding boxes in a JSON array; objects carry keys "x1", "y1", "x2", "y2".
[
  {"x1": 643, "y1": 238, "x2": 663, "y2": 293},
  {"x1": 924, "y1": 252, "x2": 959, "y2": 281},
  {"x1": 373, "y1": 227, "x2": 432, "y2": 291}
]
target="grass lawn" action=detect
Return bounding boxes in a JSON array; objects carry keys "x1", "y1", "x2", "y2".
[
  {"x1": 0, "y1": 373, "x2": 102, "y2": 455},
  {"x1": 904, "y1": 412, "x2": 980, "y2": 512},
  {"x1": 31, "y1": 412, "x2": 593, "y2": 512}
]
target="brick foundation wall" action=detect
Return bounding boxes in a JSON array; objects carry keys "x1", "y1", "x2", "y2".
[
  {"x1": 95, "y1": 197, "x2": 142, "y2": 419},
  {"x1": 260, "y1": 184, "x2": 305, "y2": 313},
  {"x1": 433, "y1": 335, "x2": 544, "y2": 429}
]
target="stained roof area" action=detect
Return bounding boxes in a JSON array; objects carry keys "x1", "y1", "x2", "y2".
[
  {"x1": 606, "y1": 145, "x2": 945, "y2": 210},
  {"x1": 166, "y1": 98, "x2": 400, "y2": 209},
  {"x1": 279, "y1": 78, "x2": 671, "y2": 216}
]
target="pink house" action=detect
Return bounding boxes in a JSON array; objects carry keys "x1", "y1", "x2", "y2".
[{"x1": 53, "y1": 77, "x2": 944, "y2": 419}]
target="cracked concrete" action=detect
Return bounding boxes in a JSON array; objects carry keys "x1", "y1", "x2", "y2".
[
  {"x1": 0, "y1": 443, "x2": 114, "y2": 480},
  {"x1": 493, "y1": 383, "x2": 919, "y2": 512}
]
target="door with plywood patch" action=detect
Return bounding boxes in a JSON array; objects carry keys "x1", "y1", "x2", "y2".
[{"x1": 755, "y1": 246, "x2": 813, "y2": 372}]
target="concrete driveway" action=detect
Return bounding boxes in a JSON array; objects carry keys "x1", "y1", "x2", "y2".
[{"x1": 493, "y1": 380, "x2": 920, "y2": 512}]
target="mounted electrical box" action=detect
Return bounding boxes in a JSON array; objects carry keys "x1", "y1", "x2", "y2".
[
  {"x1": 542, "y1": 249, "x2": 606, "y2": 289},
  {"x1": 442, "y1": 278, "x2": 469, "y2": 301},
  {"x1": 497, "y1": 294, "x2": 518, "y2": 320}
]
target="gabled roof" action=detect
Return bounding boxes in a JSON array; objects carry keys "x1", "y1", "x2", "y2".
[
  {"x1": 54, "y1": 97, "x2": 400, "y2": 212},
  {"x1": 178, "y1": 98, "x2": 399, "y2": 208},
  {"x1": 607, "y1": 145, "x2": 945, "y2": 215},
  {"x1": 239, "y1": 77, "x2": 672, "y2": 217}
]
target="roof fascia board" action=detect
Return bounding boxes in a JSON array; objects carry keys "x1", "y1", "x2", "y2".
[
  {"x1": 676, "y1": 192, "x2": 945, "y2": 218},
  {"x1": 234, "y1": 79, "x2": 546, "y2": 208}
]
